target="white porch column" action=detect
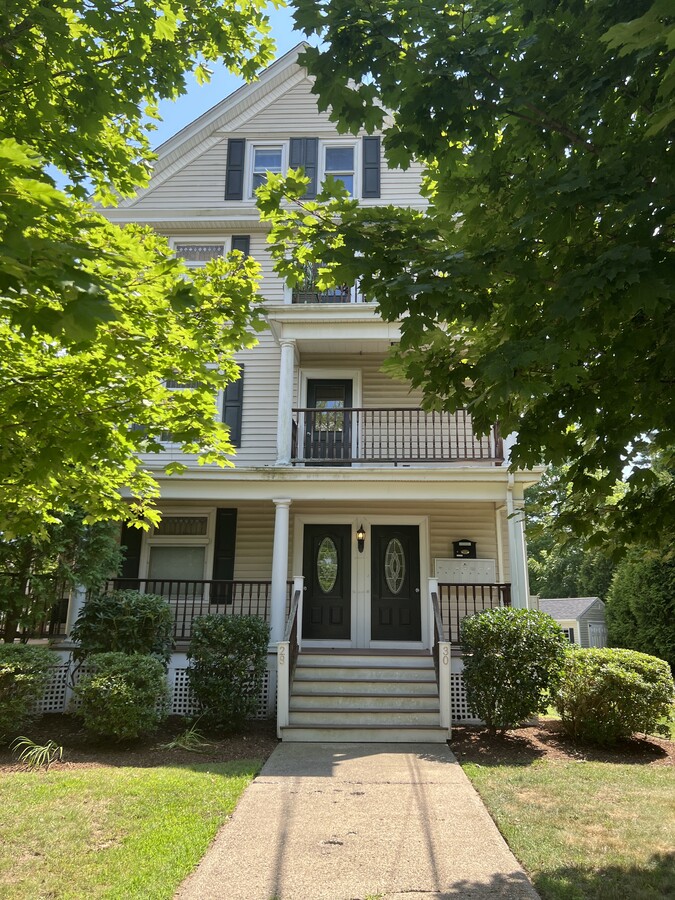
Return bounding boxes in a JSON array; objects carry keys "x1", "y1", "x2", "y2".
[
  {"x1": 65, "y1": 584, "x2": 87, "y2": 637},
  {"x1": 270, "y1": 498, "x2": 292, "y2": 643},
  {"x1": 275, "y1": 339, "x2": 296, "y2": 465},
  {"x1": 506, "y1": 476, "x2": 530, "y2": 608}
]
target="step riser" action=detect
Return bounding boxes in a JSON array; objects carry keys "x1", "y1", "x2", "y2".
[
  {"x1": 298, "y1": 653, "x2": 431, "y2": 668},
  {"x1": 281, "y1": 727, "x2": 448, "y2": 743},
  {"x1": 292, "y1": 678, "x2": 437, "y2": 695},
  {"x1": 289, "y1": 710, "x2": 440, "y2": 726},
  {"x1": 294, "y1": 666, "x2": 435, "y2": 682},
  {"x1": 290, "y1": 695, "x2": 439, "y2": 710}
]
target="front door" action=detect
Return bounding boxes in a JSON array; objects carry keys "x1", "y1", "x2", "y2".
[
  {"x1": 371, "y1": 525, "x2": 421, "y2": 641},
  {"x1": 302, "y1": 524, "x2": 352, "y2": 640},
  {"x1": 305, "y1": 380, "x2": 352, "y2": 465}
]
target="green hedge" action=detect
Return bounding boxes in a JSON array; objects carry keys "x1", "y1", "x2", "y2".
[
  {"x1": 74, "y1": 652, "x2": 168, "y2": 741},
  {"x1": 555, "y1": 647, "x2": 675, "y2": 746},
  {"x1": 71, "y1": 590, "x2": 174, "y2": 664},
  {"x1": 0, "y1": 644, "x2": 56, "y2": 743},
  {"x1": 188, "y1": 615, "x2": 270, "y2": 734},
  {"x1": 461, "y1": 607, "x2": 568, "y2": 734}
]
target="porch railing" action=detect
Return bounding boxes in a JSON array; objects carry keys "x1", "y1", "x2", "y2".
[
  {"x1": 291, "y1": 407, "x2": 503, "y2": 465},
  {"x1": 0, "y1": 574, "x2": 70, "y2": 642},
  {"x1": 430, "y1": 589, "x2": 451, "y2": 732},
  {"x1": 437, "y1": 582, "x2": 512, "y2": 645},
  {"x1": 106, "y1": 578, "x2": 293, "y2": 642}
]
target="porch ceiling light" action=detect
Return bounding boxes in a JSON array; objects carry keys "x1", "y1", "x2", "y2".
[{"x1": 356, "y1": 523, "x2": 366, "y2": 553}]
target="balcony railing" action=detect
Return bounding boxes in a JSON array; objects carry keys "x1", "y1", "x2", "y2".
[
  {"x1": 107, "y1": 578, "x2": 293, "y2": 642},
  {"x1": 437, "y1": 582, "x2": 512, "y2": 644},
  {"x1": 292, "y1": 285, "x2": 356, "y2": 304},
  {"x1": 292, "y1": 407, "x2": 503, "y2": 465}
]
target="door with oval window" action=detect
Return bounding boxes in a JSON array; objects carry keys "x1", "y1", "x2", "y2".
[
  {"x1": 371, "y1": 525, "x2": 421, "y2": 641},
  {"x1": 302, "y1": 525, "x2": 351, "y2": 640}
]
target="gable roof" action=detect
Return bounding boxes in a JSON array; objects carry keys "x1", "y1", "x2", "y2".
[
  {"x1": 539, "y1": 597, "x2": 603, "y2": 620},
  {"x1": 118, "y1": 42, "x2": 311, "y2": 208}
]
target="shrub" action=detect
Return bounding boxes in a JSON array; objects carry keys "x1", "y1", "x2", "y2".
[
  {"x1": 461, "y1": 607, "x2": 568, "y2": 735},
  {"x1": 188, "y1": 615, "x2": 270, "y2": 734},
  {"x1": 74, "y1": 652, "x2": 168, "y2": 741},
  {"x1": 0, "y1": 644, "x2": 56, "y2": 743},
  {"x1": 555, "y1": 647, "x2": 675, "y2": 746},
  {"x1": 71, "y1": 590, "x2": 174, "y2": 665}
]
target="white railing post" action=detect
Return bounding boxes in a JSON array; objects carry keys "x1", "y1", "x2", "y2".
[
  {"x1": 65, "y1": 584, "x2": 87, "y2": 638},
  {"x1": 270, "y1": 498, "x2": 291, "y2": 643},
  {"x1": 438, "y1": 640, "x2": 452, "y2": 736},
  {"x1": 276, "y1": 640, "x2": 290, "y2": 737}
]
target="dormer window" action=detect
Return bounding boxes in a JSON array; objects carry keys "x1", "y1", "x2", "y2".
[
  {"x1": 251, "y1": 145, "x2": 283, "y2": 193},
  {"x1": 324, "y1": 146, "x2": 355, "y2": 195}
]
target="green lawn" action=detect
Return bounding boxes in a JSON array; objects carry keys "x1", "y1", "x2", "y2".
[
  {"x1": 463, "y1": 759, "x2": 675, "y2": 900},
  {"x1": 0, "y1": 761, "x2": 260, "y2": 899}
]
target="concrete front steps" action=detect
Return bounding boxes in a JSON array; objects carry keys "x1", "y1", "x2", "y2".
[{"x1": 280, "y1": 650, "x2": 449, "y2": 743}]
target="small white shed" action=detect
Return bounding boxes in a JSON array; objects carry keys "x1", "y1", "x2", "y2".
[{"x1": 538, "y1": 597, "x2": 608, "y2": 648}]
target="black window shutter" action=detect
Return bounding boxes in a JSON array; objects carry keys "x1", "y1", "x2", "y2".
[
  {"x1": 231, "y1": 235, "x2": 250, "y2": 256},
  {"x1": 362, "y1": 136, "x2": 381, "y2": 198},
  {"x1": 119, "y1": 523, "x2": 142, "y2": 588},
  {"x1": 222, "y1": 366, "x2": 244, "y2": 446},
  {"x1": 225, "y1": 138, "x2": 246, "y2": 200},
  {"x1": 211, "y1": 508, "x2": 238, "y2": 604},
  {"x1": 290, "y1": 137, "x2": 318, "y2": 199}
]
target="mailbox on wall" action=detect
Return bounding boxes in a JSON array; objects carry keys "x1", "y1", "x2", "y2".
[{"x1": 453, "y1": 539, "x2": 477, "y2": 559}]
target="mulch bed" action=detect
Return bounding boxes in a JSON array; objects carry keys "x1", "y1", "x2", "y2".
[
  {"x1": 450, "y1": 718, "x2": 675, "y2": 767},
  {"x1": 0, "y1": 714, "x2": 280, "y2": 773},
  {"x1": 2, "y1": 715, "x2": 672, "y2": 773}
]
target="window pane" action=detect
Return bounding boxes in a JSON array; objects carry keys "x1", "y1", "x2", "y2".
[
  {"x1": 333, "y1": 174, "x2": 353, "y2": 195},
  {"x1": 254, "y1": 149, "x2": 282, "y2": 170},
  {"x1": 325, "y1": 147, "x2": 354, "y2": 171},
  {"x1": 148, "y1": 546, "x2": 205, "y2": 581},
  {"x1": 174, "y1": 244, "x2": 224, "y2": 262}
]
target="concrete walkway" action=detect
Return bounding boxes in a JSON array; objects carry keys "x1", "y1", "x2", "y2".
[{"x1": 176, "y1": 743, "x2": 540, "y2": 900}]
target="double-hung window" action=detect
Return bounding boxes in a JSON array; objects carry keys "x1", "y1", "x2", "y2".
[
  {"x1": 324, "y1": 146, "x2": 355, "y2": 195},
  {"x1": 251, "y1": 145, "x2": 283, "y2": 193}
]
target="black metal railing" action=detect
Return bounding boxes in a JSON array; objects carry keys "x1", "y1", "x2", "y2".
[
  {"x1": 284, "y1": 589, "x2": 302, "y2": 682},
  {"x1": 430, "y1": 590, "x2": 445, "y2": 685},
  {"x1": 0, "y1": 574, "x2": 70, "y2": 642},
  {"x1": 437, "y1": 582, "x2": 512, "y2": 644},
  {"x1": 291, "y1": 407, "x2": 503, "y2": 465},
  {"x1": 292, "y1": 286, "x2": 354, "y2": 304},
  {"x1": 106, "y1": 578, "x2": 293, "y2": 642}
]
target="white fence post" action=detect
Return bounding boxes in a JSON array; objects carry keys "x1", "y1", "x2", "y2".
[
  {"x1": 276, "y1": 641, "x2": 290, "y2": 737},
  {"x1": 438, "y1": 640, "x2": 452, "y2": 736}
]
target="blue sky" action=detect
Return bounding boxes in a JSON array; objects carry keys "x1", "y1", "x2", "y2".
[{"x1": 153, "y1": 6, "x2": 304, "y2": 150}]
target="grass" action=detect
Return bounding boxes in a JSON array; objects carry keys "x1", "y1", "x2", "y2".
[
  {"x1": 463, "y1": 759, "x2": 675, "y2": 900},
  {"x1": 0, "y1": 760, "x2": 260, "y2": 899}
]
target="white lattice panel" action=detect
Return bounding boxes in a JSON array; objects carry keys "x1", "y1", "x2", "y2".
[
  {"x1": 35, "y1": 664, "x2": 70, "y2": 714},
  {"x1": 170, "y1": 668, "x2": 201, "y2": 717},
  {"x1": 450, "y1": 673, "x2": 481, "y2": 724}
]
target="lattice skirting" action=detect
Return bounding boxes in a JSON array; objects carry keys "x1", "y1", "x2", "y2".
[
  {"x1": 36, "y1": 657, "x2": 274, "y2": 720},
  {"x1": 450, "y1": 672, "x2": 481, "y2": 724}
]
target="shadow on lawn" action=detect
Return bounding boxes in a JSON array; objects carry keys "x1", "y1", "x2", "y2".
[{"x1": 534, "y1": 851, "x2": 675, "y2": 900}]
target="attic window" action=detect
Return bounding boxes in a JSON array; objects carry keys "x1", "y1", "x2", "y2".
[
  {"x1": 252, "y1": 146, "x2": 282, "y2": 192},
  {"x1": 324, "y1": 146, "x2": 354, "y2": 195},
  {"x1": 174, "y1": 244, "x2": 224, "y2": 263}
]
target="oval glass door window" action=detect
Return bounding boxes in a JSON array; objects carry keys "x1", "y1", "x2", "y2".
[
  {"x1": 317, "y1": 536, "x2": 338, "y2": 593},
  {"x1": 384, "y1": 538, "x2": 406, "y2": 594}
]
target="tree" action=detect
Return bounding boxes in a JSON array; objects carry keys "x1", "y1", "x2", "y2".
[
  {"x1": 0, "y1": 511, "x2": 122, "y2": 642},
  {"x1": 525, "y1": 466, "x2": 615, "y2": 598},
  {"x1": 259, "y1": 0, "x2": 675, "y2": 552},
  {"x1": 605, "y1": 551, "x2": 675, "y2": 671},
  {"x1": 0, "y1": 1, "x2": 274, "y2": 535}
]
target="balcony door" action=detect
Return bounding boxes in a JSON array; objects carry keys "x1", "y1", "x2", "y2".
[{"x1": 305, "y1": 379, "x2": 353, "y2": 465}]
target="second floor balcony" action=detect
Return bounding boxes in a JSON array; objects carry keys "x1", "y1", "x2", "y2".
[{"x1": 290, "y1": 407, "x2": 503, "y2": 466}]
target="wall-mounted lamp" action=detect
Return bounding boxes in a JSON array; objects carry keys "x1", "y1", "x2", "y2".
[{"x1": 356, "y1": 524, "x2": 366, "y2": 554}]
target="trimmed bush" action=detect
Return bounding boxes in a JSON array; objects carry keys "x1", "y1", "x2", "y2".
[
  {"x1": 461, "y1": 607, "x2": 568, "y2": 735},
  {"x1": 0, "y1": 645, "x2": 55, "y2": 743},
  {"x1": 71, "y1": 590, "x2": 174, "y2": 665},
  {"x1": 74, "y1": 652, "x2": 168, "y2": 741},
  {"x1": 188, "y1": 615, "x2": 270, "y2": 734},
  {"x1": 555, "y1": 647, "x2": 675, "y2": 746}
]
